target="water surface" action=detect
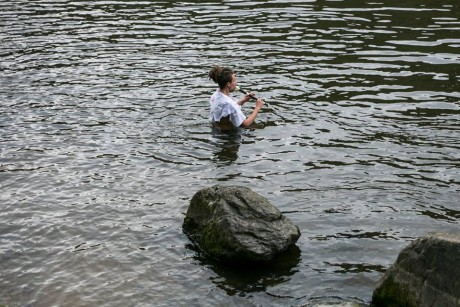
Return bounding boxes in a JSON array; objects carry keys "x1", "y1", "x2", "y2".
[{"x1": 1, "y1": 0, "x2": 459, "y2": 306}]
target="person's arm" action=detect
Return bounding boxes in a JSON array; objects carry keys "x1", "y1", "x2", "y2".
[
  {"x1": 241, "y1": 98, "x2": 264, "y2": 127},
  {"x1": 237, "y1": 93, "x2": 253, "y2": 106}
]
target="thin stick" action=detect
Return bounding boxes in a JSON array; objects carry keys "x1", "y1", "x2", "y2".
[{"x1": 235, "y1": 86, "x2": 263, "y2": 101}]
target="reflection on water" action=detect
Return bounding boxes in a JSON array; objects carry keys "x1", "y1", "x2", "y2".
[
  {"x1": 188, "y1": 243, "x2": 301, "y2": 296},
  {"x1": 211, "y1": 126, "x2": 243, "y2": 166},
  {"x1": 1, "y1": 0, "x2": 459, "y2": 306}
]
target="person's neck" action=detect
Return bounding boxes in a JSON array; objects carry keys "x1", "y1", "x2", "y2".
[{"x1": 220, "y1": 88, "x2": 230, "y2": 96}]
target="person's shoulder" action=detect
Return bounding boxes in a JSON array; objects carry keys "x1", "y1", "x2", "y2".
[
  {"x1": 214, "y1": 91, "x2": 229, "y2": 103},
  {"x1": 211, "y1": 89, "x2": 219, "y2": 97}
]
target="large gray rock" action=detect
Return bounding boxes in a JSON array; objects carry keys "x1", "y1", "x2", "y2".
[
  {"x1": 183, "y1": 185, "x2": 300, "y2": 263},
  {"x1": 371, "y1": 232, "x2": 460, "y2": 307}
]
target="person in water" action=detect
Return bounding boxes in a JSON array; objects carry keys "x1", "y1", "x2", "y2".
[{"x1": 208, "y1": 65, "x2": 264, "y2": 129}]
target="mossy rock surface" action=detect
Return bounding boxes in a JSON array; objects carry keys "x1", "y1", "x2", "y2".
[
  {"x1": 183, "y1": 185, "x2": 300, "y2": 263},
  {"x1": 371, "y1": 232, "x2": 460, "y2": 307}
]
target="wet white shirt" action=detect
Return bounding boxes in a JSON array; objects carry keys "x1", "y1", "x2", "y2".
[{"x1": 209, "y1": 89, "x2": 246, "y2": 127}]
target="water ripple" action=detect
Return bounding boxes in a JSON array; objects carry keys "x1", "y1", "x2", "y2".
[{"x1": 1, "y1": 0, "x2": 459, "y2": 306}]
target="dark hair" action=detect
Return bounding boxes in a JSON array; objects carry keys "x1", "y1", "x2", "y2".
[{"x1": 208, "y1": 65, "x2": 235, "y2": 89}]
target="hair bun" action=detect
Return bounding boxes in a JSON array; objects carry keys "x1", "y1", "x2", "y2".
[
  {"x1": 208, "y1": 65, "x2": 223, "y2": 83},
  {"x1": 208, "y1": 65, "x2": 234, "y2": 89}
]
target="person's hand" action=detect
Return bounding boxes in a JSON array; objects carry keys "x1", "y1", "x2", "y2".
[
  {"x1": 242, "y1": 93, "x2": 254, "y2": 103},
  {"x1": 255, "y1": 98, "x2": 264, "y2": 110}
]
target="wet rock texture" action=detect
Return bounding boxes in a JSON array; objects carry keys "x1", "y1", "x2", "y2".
[
  {"x1": 372, "y1": 232, "x2": 460, "y2": 307},
  {"x1": 183, "y1": 185, "x2": 300, "y2": 263}
]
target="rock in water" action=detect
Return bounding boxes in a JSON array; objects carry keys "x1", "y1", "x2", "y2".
[
  {"x1": 183, "y1": 185, "x2": 301, "y2": 263},
  {"x1": 371, "y1": 232, "x2": 460, "y2": 307}
]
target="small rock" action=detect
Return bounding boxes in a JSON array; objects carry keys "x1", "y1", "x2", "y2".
[
  {"x1": 183, "y1": 185, "x2": 301, "y2": 263},
  {"x1": 310, "y1": 303, "x2": 361, "y2": 307}
]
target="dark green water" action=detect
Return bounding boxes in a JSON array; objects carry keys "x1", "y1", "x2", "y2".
[{"x1": 1, "y1": 0, "x2": 459, "y2": 306}]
